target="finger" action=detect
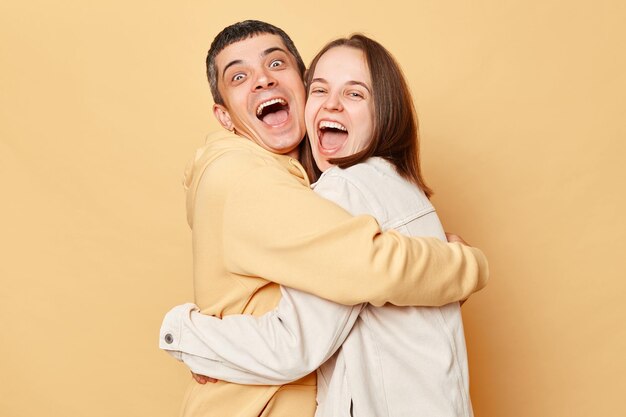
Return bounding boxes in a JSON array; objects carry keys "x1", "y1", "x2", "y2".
[
  {"x1": 445, "y1": 233, "x2": 460, "y2": 243},
  {"x1": 445, "y1": 233, "x2": 468, "y2": 246},
  {"x1": 191, "y1": 372, "x2": 208, "y2": 384}
]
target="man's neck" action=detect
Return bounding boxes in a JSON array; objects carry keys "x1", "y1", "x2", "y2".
[{"x1": 286, "y1": 147, "x2": 300, "y2": 160}]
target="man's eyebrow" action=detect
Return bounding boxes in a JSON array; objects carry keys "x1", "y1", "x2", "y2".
[
  {"x1": 262, "y1": 47, "x2": 288, "y2": 57},
  {"x1": 222, "y1": 60, "x2": 243, "y2": 79},
  {"x1": 221, "y1": 47, "x2": 288, "y2": 79}
]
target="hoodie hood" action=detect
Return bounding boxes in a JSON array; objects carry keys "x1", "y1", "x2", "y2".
[{"x1": 183, "y1": 130, "x2": 308, "y2": 228}]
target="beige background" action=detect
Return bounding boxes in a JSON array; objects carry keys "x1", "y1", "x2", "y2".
[{"x1": 1, "y1": 0, "x2": 624, "y2": 416}]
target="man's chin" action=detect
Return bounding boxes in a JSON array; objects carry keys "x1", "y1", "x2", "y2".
[
  {"x1": 259, "y1": 123, "x2": 304, "y2": 145},
  {"x1": 236, "y1": 118, "x2": 303, "y2": 152}
]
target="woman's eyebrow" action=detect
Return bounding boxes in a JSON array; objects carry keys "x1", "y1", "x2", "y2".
[
  {"x1": 310, "y1": 78, "x2": 371, "y2": 93},
  {"x1": 346, "y1": 80, "x2": 371, "y2": 93}
]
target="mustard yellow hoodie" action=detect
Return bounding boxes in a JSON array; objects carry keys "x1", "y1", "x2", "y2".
[{"x1": 178, "y1": 131, "x2": 488, "y2": 417}]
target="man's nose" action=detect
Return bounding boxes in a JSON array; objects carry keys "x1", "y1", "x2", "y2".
[{"x1": 254, "y1": 70, "x2": 277, "y2": 90}]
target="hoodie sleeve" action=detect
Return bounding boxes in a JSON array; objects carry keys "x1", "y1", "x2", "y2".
[{"x1": 202, "y1": 151, "x2": 488, "y2": 307}]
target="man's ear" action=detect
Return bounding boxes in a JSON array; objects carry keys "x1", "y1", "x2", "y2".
[{"x1": 213, "y1": 104, "x2": 234, "y2": 131}]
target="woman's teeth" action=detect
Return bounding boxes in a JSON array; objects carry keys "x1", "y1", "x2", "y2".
[{"x1": 319, "y1": 121, "x2": 347, "y2": 131}]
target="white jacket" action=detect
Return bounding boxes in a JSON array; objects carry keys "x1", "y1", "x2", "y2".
[{"x1": 161, "y1": 157, "x2": 473, "y2": 417}]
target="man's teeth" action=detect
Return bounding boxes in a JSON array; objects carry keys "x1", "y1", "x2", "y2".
[
  {"x1": 319, "y1": 121, "x2": 347, "y2": 131},
  {"x1": 256, "y1": 98, "x2": 287, "y2": 116}
]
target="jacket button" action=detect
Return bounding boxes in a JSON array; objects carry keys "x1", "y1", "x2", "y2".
[{"x1": 164, "y1": 333, "x2": 174, "y2": 344}]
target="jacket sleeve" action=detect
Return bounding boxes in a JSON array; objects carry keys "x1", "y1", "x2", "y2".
[
  {"x1": 209, "y1": 153, "x2": 488, "y2": 307},
  {"x1": 159, "y1": 287, "x2": 363, "y2": 385}
]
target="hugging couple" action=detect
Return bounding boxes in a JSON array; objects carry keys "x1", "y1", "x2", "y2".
[{"x1": 159, "y1": 19, "x2": 489, "y2": 417}]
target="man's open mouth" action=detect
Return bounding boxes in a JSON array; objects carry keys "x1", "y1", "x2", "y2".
[
  {"x1": 256, "y1": 98, "x2": 289, "y2": 126},
  {"x1": 318, "y1": 120, "x2": 348, "y2": 151}
]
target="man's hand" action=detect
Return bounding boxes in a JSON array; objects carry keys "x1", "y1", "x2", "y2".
[
  {"x1": 446, "y1": 233, "x2": 471, "y2": 306},
  {"x1": 191, "y1": 371, "x2": 218, "y2": 384},
  {"x1": 445, "y1": 233, "x2": 469, "y2": 246}
]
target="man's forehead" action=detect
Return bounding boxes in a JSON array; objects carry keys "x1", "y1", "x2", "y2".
[{"x1": 216, "y1": 33, "x2": 289, "y2": 69}]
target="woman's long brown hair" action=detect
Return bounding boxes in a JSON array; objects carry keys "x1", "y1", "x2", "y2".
[{"x1": 300, "y1": 34, "x2": 432, "y2": 198}]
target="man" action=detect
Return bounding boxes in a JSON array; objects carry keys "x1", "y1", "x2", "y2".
[{"x1": 161, "y1": 20, "x2": 488, "y2": 417}]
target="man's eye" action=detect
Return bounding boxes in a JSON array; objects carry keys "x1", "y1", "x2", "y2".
[
  {"x1": 269, "y1": 60, "x2": 283, "y2": 68},
  {"x1": 232, "y1": 73, "x2": 245, "y2": 82}
]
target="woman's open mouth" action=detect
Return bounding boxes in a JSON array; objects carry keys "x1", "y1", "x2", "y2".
[{"x1": 318, "y1": 120, "x2": 348, "y2": 153}]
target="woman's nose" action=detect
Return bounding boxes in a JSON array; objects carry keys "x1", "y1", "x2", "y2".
[{"x1": 323, "y1": 92, "x2": 343, "y2": 111}]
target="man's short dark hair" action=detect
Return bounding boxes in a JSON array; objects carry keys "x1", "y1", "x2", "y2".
[{"x1": 206, "y1": 20, "x2": 306, "y2": 105}]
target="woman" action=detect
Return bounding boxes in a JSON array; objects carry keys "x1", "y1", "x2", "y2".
[{"x1": 163, "y1": 34, "x2": 474, "y2": 417}]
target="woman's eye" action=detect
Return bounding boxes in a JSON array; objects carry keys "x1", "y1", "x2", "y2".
[
  {"x1": 310, "y1": 88, "x2": 326, "y2": 95},
  {"x1": 348, "y1": 91, "x2": 364, "y2": 98},
  {"x1": 269, "y1": 60, "x2": 283, "y2": 68}
]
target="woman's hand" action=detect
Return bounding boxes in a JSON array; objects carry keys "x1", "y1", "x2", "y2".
[{"x1": 191, "y1": 371, "x2": 218, "y2": 384}]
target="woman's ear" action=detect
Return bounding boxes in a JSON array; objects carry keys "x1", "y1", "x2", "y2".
[{"x1": 213, "y1": 104, "x2": 234, "y2": 131}]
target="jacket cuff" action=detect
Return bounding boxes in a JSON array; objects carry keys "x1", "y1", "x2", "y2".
[{"x1": 159, "y1": 302, "x2": 198, "y2": 356}]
